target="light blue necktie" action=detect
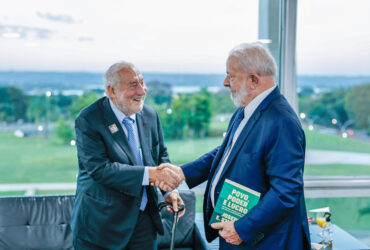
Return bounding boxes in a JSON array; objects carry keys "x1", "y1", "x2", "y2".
[{"x1": 122, "y1": 117, "x2": 147, "y2": 211}]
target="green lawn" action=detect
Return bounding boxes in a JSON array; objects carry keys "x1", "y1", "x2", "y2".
[
  {"x1": 167, "y1": 137, "x2": 223, "y2": 165},
  {"x1": 305, "y1": 164, "x2": 370, "y2": 176},
  {"x1": 305, "y1": 129, "x2": 370, "y2": 154},
  {"x1": 0, "y1": 133, "x2": 78, "y2": 183},
  {"x1": 1, "y1": 129, "x2": 370, "y2": 184},
  {"x1": 0, "y1": 191, "x2": 26, "y2": 196},
  {"x1": 1, "y1": 130, "x2": 370, "y2": 232}
]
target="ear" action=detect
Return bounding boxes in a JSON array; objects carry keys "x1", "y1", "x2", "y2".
[
  {"x1": 249, "y1": 74, "x2": 259, "y2": 89},
  {"x1": 107, "y1": 85, "x2": 115, "y2": 98}
]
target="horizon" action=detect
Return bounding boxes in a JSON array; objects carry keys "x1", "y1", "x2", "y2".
[{"x1": 1, "y1": 70, "x2": 370, "y2": 78}]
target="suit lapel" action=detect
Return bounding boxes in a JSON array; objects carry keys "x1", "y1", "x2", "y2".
[
  {"x1": 218, "y1": 87, "x2": 281, "y2": 180},
  {"x1": 102, "y1": 98, "x2": 138, "y2": 165},
  {"x1": 208, "y1": 108, "x2": 243, "y2": 177},
  {"x1": 136, "y1": 111, "x2": 152, "y2": 166}
]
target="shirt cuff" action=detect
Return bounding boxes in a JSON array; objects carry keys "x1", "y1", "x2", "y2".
[
  {"x1": 163, "y1": 189, "x2": 179, "y2": 199},
  {"x1": 142, "y1": 167, "x2": 149, "y2": 186}
]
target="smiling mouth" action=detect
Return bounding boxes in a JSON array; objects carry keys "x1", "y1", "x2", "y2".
[{"x1": 133, "y1": 97, "x2": 145, "y2": 102}]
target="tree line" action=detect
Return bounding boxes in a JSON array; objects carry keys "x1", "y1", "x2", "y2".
[
  {"x1": 0, "y1": 82, "x2": 234, "y2": 142},
  {"x1": 1, "y1": 81, "x2": 369, "y2": 144},
  {"x1": 299, "y1": 83, "x2": 370, "y2": 134}
]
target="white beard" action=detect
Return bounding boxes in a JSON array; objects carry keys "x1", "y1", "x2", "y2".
[{"x1": 230, "y1": 82, "x2": 248, "y2": 107}]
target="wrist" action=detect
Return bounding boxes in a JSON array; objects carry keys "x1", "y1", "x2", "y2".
[
  {"x1": 179, "y1": 168, "x2": 186, "y2": 182},
  {"x1": 148, "y1": 167, "x2": 157, "y2": 183}
]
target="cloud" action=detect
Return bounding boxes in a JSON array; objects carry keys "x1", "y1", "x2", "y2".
[
  {"x1": 0, "y1": 25, "x2": 54, "y2": 39},
  {"x1": 78, "y1": 36, "x2": 94, "y2": 42},
  {"x1": 36, "y1": 12, "x2": 81, "y2": 24}
]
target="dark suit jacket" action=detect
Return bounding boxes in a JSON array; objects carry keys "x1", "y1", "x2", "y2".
[
  {"x1": 182, "y1": 88, "x2": 311, "y2": 249},
  {"x1": 70, "y1": 97, "x2": 169, "y2": 249}
]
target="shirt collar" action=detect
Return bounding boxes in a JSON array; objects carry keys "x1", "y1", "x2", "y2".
[
  {"x1": 109, "y1": 98, "x2": 136, "y2": 123},
  {"x1": 244, "y1": 85, "x2": 277, "y2": 116}
]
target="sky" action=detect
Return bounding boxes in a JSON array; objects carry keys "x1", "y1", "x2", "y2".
[
  {"x1": 297, "y1": 0, "x2": 370, "y2": 75},
  {"x1": 0, "y1": 0, "x2": 369, "y2": 75}
]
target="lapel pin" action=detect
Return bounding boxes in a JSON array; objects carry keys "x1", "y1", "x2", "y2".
[
  {"x1": 143, "y1": 121, "x2": 146, "y2": 126},
  {"x1": 109, "y1": 124, "x2": 119, "y2": 134}
]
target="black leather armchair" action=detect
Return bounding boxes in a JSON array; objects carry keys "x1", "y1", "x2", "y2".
[{"x1": 0, "y1": 190, "x2": 208, "y2": 250}]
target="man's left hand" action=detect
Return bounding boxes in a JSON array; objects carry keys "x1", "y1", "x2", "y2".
[
  {"x1": 211, "y1": 221, "x2": 243, "y2": 245},
  {"x1": 165, "y1": 191, "x2": 185, "y2": 218}
]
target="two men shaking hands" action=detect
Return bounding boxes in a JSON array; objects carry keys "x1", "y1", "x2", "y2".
[{"x1": 71, "y1": 42, "x2": 311, "y2": 250}]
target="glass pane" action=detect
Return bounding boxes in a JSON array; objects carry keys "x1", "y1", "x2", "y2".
[
  {"x1": 297, "y1": 0, "x2": 370, "y2": 245},
  {"x1": 258, "y1": 0, "x2": 282, "y2": 81},
  {"x1": 0, "y1": 1, "x2": 261, "y2": 195}
]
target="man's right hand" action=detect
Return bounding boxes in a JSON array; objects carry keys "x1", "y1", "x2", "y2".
[
  {"x1": 154, "y1": 163, "x2": 185, "y2": 191},
  {"x1": 148, "y1": 166, "x2": 182, "y2": 192}
]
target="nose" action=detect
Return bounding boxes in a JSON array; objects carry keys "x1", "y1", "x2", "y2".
[
  {"x1": 137, "y1": 83, "x2": 147, "y2": 95},
  {"x1": 223, "y1": 77, "x2": 230, "y2": 87}
]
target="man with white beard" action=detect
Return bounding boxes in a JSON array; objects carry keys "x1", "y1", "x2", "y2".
[{"x1": 159, "y1": 42, "x2": 311, "y2": 249}]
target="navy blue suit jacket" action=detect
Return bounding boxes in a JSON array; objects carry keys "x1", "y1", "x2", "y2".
[
  {"x1": 182, "y1": 88, "x2": 311, "y2": 249},
  {"x1": 70, "y1": 97, "x2": 169, "y2": 249}
]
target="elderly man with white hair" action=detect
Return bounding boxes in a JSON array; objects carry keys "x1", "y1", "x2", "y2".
[
  {"x1": 70, "y1": 61, "x2": 184, "y2": 249},
  {"x1": 160, "y1": 42, "x2": 311, "y2": 249}
]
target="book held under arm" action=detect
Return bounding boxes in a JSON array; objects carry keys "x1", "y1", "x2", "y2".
[{"x1": 209, "y1": 179, "x2": 261, "y2": 225}]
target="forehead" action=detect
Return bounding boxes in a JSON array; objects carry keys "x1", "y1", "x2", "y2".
[
  {"x1": 227, "y1": 56, "x2": 241, "y2": 73},
  {"x1": 117, "y1": 67, "x2": 143, "y2": 83}
]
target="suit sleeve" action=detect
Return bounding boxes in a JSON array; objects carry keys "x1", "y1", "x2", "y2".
[
  {"x1": 75, "y1": 115, "x2": 143, "y2": 198},
  {"x1": 234, "y1": 117, "x2": 306, "y2": 244},
  {"x1": 181, "y1": 108, "x2": 239, "y2": 188},
  {"x1": 181, "y1": 147, "x2": 219, "y2": 188}
]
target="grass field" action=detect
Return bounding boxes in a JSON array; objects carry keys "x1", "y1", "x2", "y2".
[
  {"x1": 1, "y1": 129, "x2": 370, "y2": 231},
  {"x1": 167, "y1": 137, "x2": 223, "y2": 165},
  {"x1": 305, "y1": 164, "x2": 370, "y2": 176},
  {"x1": 0, "y1": 133, "x2": 78, "y2": 183},
  {"x1": 305, "y1": 129, "x2": 370, "y2": 154},
  {"x1": 1, "y1": 128, "x2": 370, "y2": 184}
]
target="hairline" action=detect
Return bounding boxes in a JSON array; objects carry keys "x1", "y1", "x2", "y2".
[
  {"x1": 227, "y1": 42, "x2": 277, "y2": 78},
  {"x1": 104, "y1": 61, "x2": 137, "y2": 92}
]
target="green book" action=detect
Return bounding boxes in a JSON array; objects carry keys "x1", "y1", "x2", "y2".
[{"x1": 209, "y1": 179, "x2": 261, "y2": 225}]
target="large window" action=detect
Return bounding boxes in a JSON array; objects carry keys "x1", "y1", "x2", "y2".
[
  {"x1": 297, "y1": 0, "x2": 370, "y2": 243},
  {"x1": 3, "y1": 0, "x2": 369, "y2": 246},
  {"x1": 0, "y1": 1, "x2": 265, "y2": 194}
]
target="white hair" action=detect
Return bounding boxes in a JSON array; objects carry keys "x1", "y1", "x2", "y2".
[
  {"x1": 103, "y1": 61, "x2": 135, "y2": 90},
  {"x1": 227, "y1": 42, "x2": 277, "y2": 78}
]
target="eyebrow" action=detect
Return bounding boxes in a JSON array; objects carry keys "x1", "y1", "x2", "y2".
[{"x1": 129, "y1": 78, "x2": 144, "y2": 85}]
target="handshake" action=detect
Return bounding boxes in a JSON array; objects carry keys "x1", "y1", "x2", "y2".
[{"x1": 148, "y1": 164, "x2": 185, "y2": 192}]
